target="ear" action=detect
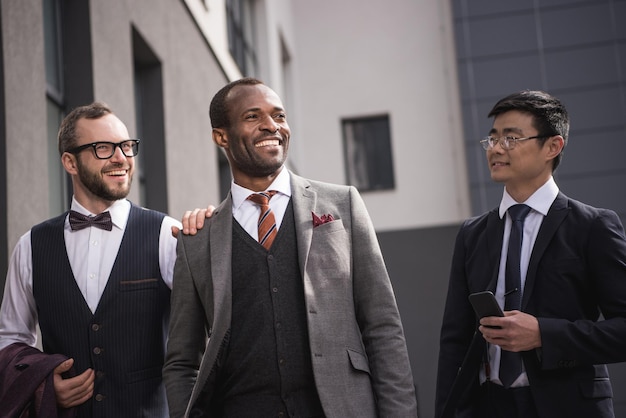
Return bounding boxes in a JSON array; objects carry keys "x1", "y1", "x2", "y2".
[
  {"x1": 212, "y1": 128, "x2": 228, "y2": 149},
  {"x1": 545, "y1": 135, "x2": 565, "y2": 161},
  {"x1": 61, "y1": 152, "x2": 79, "y2": 175}
]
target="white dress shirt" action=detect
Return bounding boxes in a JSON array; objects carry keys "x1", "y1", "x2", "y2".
[
  {"x1": 482, "y1": 176, "x2": 559, "y2": 387},
  {"x1": 231, "y1": 168, "x2": 292, "y2": 240},
  {"x1": 0, "y1": 197, "x2": 181, "y2": 350}
]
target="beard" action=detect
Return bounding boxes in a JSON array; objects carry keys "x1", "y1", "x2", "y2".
[
  {"x1": 237, "y1": 154, "x2": 286, "y2": 178},
  {"x1": 76, "y1": 157, "x2": 132, "y2": 201},
  {"x1": 228, "y1": 133, "x2": 289, "y2": 178}
]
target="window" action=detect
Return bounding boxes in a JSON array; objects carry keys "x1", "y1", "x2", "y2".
[
  {"x1": 43, "y1": 0, "x2": 69, "y2": 214},
  {"x1": 226, "y1": 0, "x2": 257, "y2": 75},
  {"x1": 133, "y1": 27, "x2": 169, "y2": 213},
  {"x1": 342, "y1": 115, "x2": 395, "y2": 192}
]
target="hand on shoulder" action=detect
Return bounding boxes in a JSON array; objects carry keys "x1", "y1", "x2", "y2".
[{"x1": 171, "y1": 205, "x2": 216, "y2": 237}]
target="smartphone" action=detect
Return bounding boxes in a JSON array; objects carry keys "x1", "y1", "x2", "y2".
[{"x1": 469, "y1": 291, "x2": 504, "y2": 328}]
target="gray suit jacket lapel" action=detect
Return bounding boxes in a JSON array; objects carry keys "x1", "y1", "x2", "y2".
[
  {"x1": 291, "y1": 173, "x2": 316, "y2": 277},
  {"x1": 209, "y1": 195, "x2": 233, "y2": 330},
  {"x1": 188, "y1": 195, "x2": 233, "y2": 412}
]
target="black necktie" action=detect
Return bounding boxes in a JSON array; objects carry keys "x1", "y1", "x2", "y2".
[
  {"x1": 500, "y1": 204, "x2": 531, "y2": 388},
  {"x1": 69, "y1": 210, "x2": 113, "y2": 231}
]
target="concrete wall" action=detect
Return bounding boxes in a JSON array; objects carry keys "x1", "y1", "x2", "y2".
[
  {"x1": 291, "y1": 1, "x2": 472, "y2": 232},
  {"x1": 2, "y1": 1, "x2": 49, "y2": 254},
  {"x1": 379, "y1": 224, "x2": 460, "y2": 418}
]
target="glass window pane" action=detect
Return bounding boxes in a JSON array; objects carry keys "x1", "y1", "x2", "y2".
[
  {"x1": 226, "y1": 0, "x2": 257, "y2": 75},
  {"x1": 47, "y1": 99, "x2": 68, "y2": 214},
  {"x1": 43, "y1": 0, "x2": 63, "y2": 98},
  {"x1": 342, "y1": 115, "x2": 395, "y2": 192}
]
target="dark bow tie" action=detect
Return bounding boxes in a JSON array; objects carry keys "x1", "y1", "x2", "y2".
[{"x1": 69, "y1": 210, "x2": 113, "y2": 231}]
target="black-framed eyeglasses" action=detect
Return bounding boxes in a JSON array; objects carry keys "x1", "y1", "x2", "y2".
[
  {"x1": 67, "y1": 139, "x2": 140, "y2": 159},
  {"x1": 479, "y1": 135, "x2": 545, "y2": 150}
]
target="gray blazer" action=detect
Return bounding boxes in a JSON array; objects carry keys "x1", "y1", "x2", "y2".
[{"x1": 163, "y1": 172, "x2": 417, "y2": 418}]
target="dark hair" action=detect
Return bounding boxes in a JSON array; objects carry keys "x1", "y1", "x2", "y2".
[
  {"x1": 58, "y1": 102, "x2": 113, "y2": 155},
  {"x1": 488, "y1": 90, "x2": 569, "y2": 171},
  {"x1": 209, "y1": 77, "x2": 264, "y2": 129}
]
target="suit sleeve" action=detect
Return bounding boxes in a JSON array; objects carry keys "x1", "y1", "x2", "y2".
[
  {"x1": 0, "y1": 232, "x2": 38, "y2": 350},
  {"x1": 348, "y1": 186, "x2": 418, "y2": 416},
  {"x1": 163, "y1": 233, "x2": 210, "y2": 418},
  {"x1": 538, "y1": 208, "x2": 626, "y2": 369}
]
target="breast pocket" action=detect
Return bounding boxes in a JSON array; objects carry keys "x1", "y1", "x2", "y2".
[
  {"x1": 309, "y1": 219, "x2": 350, "y2": 278},
  {"x1": 118, "y1": 278, "x2": 159, "y2": 292}
]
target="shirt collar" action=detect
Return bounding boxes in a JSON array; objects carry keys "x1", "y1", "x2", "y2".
[
  {"x1": 499, "y1": 176, "x2": 559, "y2": 219},
  {"x1": 231, "y1": 168, "x2": 292, "y2": 211},
  {"x1": 70, "y1": 197, "x2": 130, "y2": 230}
]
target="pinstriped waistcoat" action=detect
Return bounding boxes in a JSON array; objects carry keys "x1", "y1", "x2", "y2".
[{"x1": 31, "y1": 204, "x2": 170, "y2": 418}]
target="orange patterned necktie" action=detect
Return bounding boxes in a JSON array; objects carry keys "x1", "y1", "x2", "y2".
[{"x1": 247, "y1": 191, "x2": 278, "y2": 250}]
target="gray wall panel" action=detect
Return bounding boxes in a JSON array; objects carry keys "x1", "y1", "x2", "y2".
[
  {"x1": 557, "y1": 129, "x2": 626, "y2": 176},
  {"x1": 541, "y1": 3, "x2": 616, "y2": 48},
  {"x1": 452, "y1": 0, "x2": 534, "y2": 18},
  {"x1": 471, "y1": 54, "x2": 544, "y2": 98},
  {"x1": 378, "y1": 224, "x2": 461, "y2": 418},
  {"x1": 617, "y1": 1, "x2": 626, "y2": 39},
  {"x1": 558, "y1": 88, "x2": 626, "y2": 132},
  {"x1": 558, "y1": 173, "x2": 626, "y2": 220},
  {"x1": 544, "y1": 45, "x2": 622, "y2": 90},
  {"x1": 467, "y1": 13, "x2": 538, "y2": 58}
]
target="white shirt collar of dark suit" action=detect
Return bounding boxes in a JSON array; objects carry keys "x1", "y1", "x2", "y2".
[{"x1": 499, "y1": 176, "x2": 559, "y2": 219}]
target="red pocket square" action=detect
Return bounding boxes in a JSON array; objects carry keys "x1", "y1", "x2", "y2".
[{"x1": 312, "y1": 212, "x2": 335, "y2": 227}]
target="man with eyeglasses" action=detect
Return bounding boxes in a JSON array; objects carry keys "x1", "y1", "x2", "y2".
[
  {"x1": 0, "y1": 102, "x2": 180, "y2": 417},
  {"x1": 435, "y1": 90, "x2": 626, "y2": 418}
]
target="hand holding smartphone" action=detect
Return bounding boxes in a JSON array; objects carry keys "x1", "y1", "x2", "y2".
[{"x1": 468, "y1": 291, "x2": 503, "y2": 328}]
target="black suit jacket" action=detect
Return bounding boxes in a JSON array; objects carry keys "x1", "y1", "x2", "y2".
[{"x1": 436, "y1": 193, "x2": 626, "y2": 418}]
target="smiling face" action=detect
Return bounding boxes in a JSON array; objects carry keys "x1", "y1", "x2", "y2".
[
  {"x1": 487, "y1": 110, "x2": 563, "y2": 201},
  {"x1": 213, "y1": 83, "x2": 290, "y2": 191},
  {"x1": 62, "y1": 113, "x2": 134, "y2": 212}
]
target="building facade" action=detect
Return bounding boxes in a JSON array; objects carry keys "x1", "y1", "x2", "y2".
[{"x1": 1, "y1": 0, "x2": 625, "y2": 416}]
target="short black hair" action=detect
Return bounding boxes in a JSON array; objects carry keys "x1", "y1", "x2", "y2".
[{"x1": 209, "y1": 77, "x2": 264, "y2": 129}]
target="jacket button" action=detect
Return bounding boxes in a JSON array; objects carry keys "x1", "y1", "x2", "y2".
[{"x1": 93, "y1": 347, "x2": 102, "y2": 355}]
